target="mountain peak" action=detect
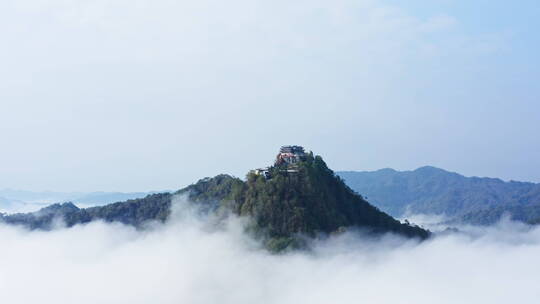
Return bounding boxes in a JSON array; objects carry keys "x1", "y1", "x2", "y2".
[
  {"x1": 414, "y1": 166, "x2": 448, "y2": 174},
  {"x1": 0, "y1": 147, "x2": 430, "y2": 252},
  {"x1": 227, "y1": 149, "x2": 429, "y2": 250},
  {"x1": 36, "y1": 202, "x2": 80, "y2": 216}
]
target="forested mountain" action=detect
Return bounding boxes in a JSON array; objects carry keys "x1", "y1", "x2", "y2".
[
  {"x1": 0, "y1": 189, "x2": 156, "y2": 213},
  {"x1": 459, "y1": 204, "x2": 540, "y2": 225},
  {"x1": 0, "y1": 153, "x2": 429, "y2": 251},
  {"x1": 1, "y1": 194, "x2": 172, "y2": 230},
  {"x1": 181, "y1": 155, "x2": 429, "y2": 250},
  {"x1": 338, "y1": 167, "x2": 540, "y2": 224}
]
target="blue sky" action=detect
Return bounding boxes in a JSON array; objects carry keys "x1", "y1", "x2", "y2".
[{"x1": 0, "y1": 0, "x2": 539, "y2": 191}]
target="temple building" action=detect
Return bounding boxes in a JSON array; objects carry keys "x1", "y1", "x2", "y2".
[
  {"x1": 252, "y1": 146, "x2": 307, "y2": 179},
  {"x1": 275, "y1": 145, "x2": 306, "y2": 166}
]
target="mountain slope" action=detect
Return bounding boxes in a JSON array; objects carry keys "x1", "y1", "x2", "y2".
[
  {"x1": 338, "y1": 167, "x2": 540, "y2": 221},
  {"x1": 1, "y1": 194, "x2": 172, "y2": 230},
  {"x1": 0, "y1": 153, "x2": 429, "y2": 251},
  {"x1": 459, "y1": 204, "x2": 540, "y2": 225},
  {"x1": 0, "y1": 189, "x2": 156, "y2": 213},
  {"x1": 181, "y1": 155, "x2": 429, "y2": 250}
]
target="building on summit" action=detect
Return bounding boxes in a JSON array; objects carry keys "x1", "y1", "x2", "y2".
[
  {"x1": 275, "y1": 145, "x2": 306, "y2": 166},
  {"x1": 252, "y1": 146, "x2": 307, "y2": 179}
]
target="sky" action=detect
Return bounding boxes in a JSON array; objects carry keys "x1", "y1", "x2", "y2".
[
  {"x1": 1, "y1": 0, "x2": 539, "y2": 192},
  {"x1": 1, "y1": 196, "x2": 540, "y2": 304}
]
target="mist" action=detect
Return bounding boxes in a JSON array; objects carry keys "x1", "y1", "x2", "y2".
[{"x1": 0, "y1": 195, "x2": 537, "y2": 304}]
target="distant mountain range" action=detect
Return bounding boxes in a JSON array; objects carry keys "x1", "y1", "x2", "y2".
[
  {"x1": 0, "y1": 151, "x2": 429, "y2": 252},
  {"x1": 338, "y1": 167, "x2": 540, "y2": 225},
  {"x1": 5, "y1": 161, "x2": 539, "y2": 239},
  {"x1": 0, "y1": 189, "x2": 159, "y2": 213}
]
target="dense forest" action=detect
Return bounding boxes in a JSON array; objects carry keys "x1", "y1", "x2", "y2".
[
  {"x1": 176, "y1": 154, "x2": 429, "y2": 250},
  {"x1": 338, "y1": 166, "x2": 540, "y2": 224},
  {"x1": 0, "y1": 154, "x2": 429, "y2": 251},
  {"x1": 1, "y1": 193, "x2": 172, "y2": 230},
  {"x1": 458, "y1": 204, "x2": 540, "y2": 225}
]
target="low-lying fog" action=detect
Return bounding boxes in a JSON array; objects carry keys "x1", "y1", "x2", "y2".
[{"x1": 0, "y1": 196, "x2": 538, "y2": 304}]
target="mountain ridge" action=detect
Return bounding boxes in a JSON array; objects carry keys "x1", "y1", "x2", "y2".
[
  {"x1": 338, "y1": 166, "x2": 540, "y2": 224},
  {"x1": 0, "y1": 190, "x2": 162, "y2": 213},
  {"x1": 0, "y1": 151, "x2": 430, "y2": 251}
]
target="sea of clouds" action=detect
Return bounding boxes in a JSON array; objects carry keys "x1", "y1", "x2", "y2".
[{"x1": 0, "y1": 196, "x2": 539, "y2": 304}]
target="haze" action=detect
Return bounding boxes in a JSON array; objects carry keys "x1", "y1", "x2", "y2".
[
  {"x1": 1, "y1": 0, "x2": 539, "y2": 192},
  {"x1": 0, "y1": 196, "x2": 539, "y2": 304}
]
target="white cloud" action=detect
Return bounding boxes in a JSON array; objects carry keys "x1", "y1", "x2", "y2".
[{"x1": 0, "y1": 196, "x2": 538, "y2": 303}]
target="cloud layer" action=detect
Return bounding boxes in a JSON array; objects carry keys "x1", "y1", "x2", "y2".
[{"x1": 0, "y1": 196, "x2": 538, "y2": 304}]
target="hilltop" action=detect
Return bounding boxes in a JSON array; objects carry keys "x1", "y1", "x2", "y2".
[
  {"x1": 0, "y1": 147, "x2": 429, "y2": 251},
  {"x1": 180, "y1": 149, "x2": 429, "y2": 250}
]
